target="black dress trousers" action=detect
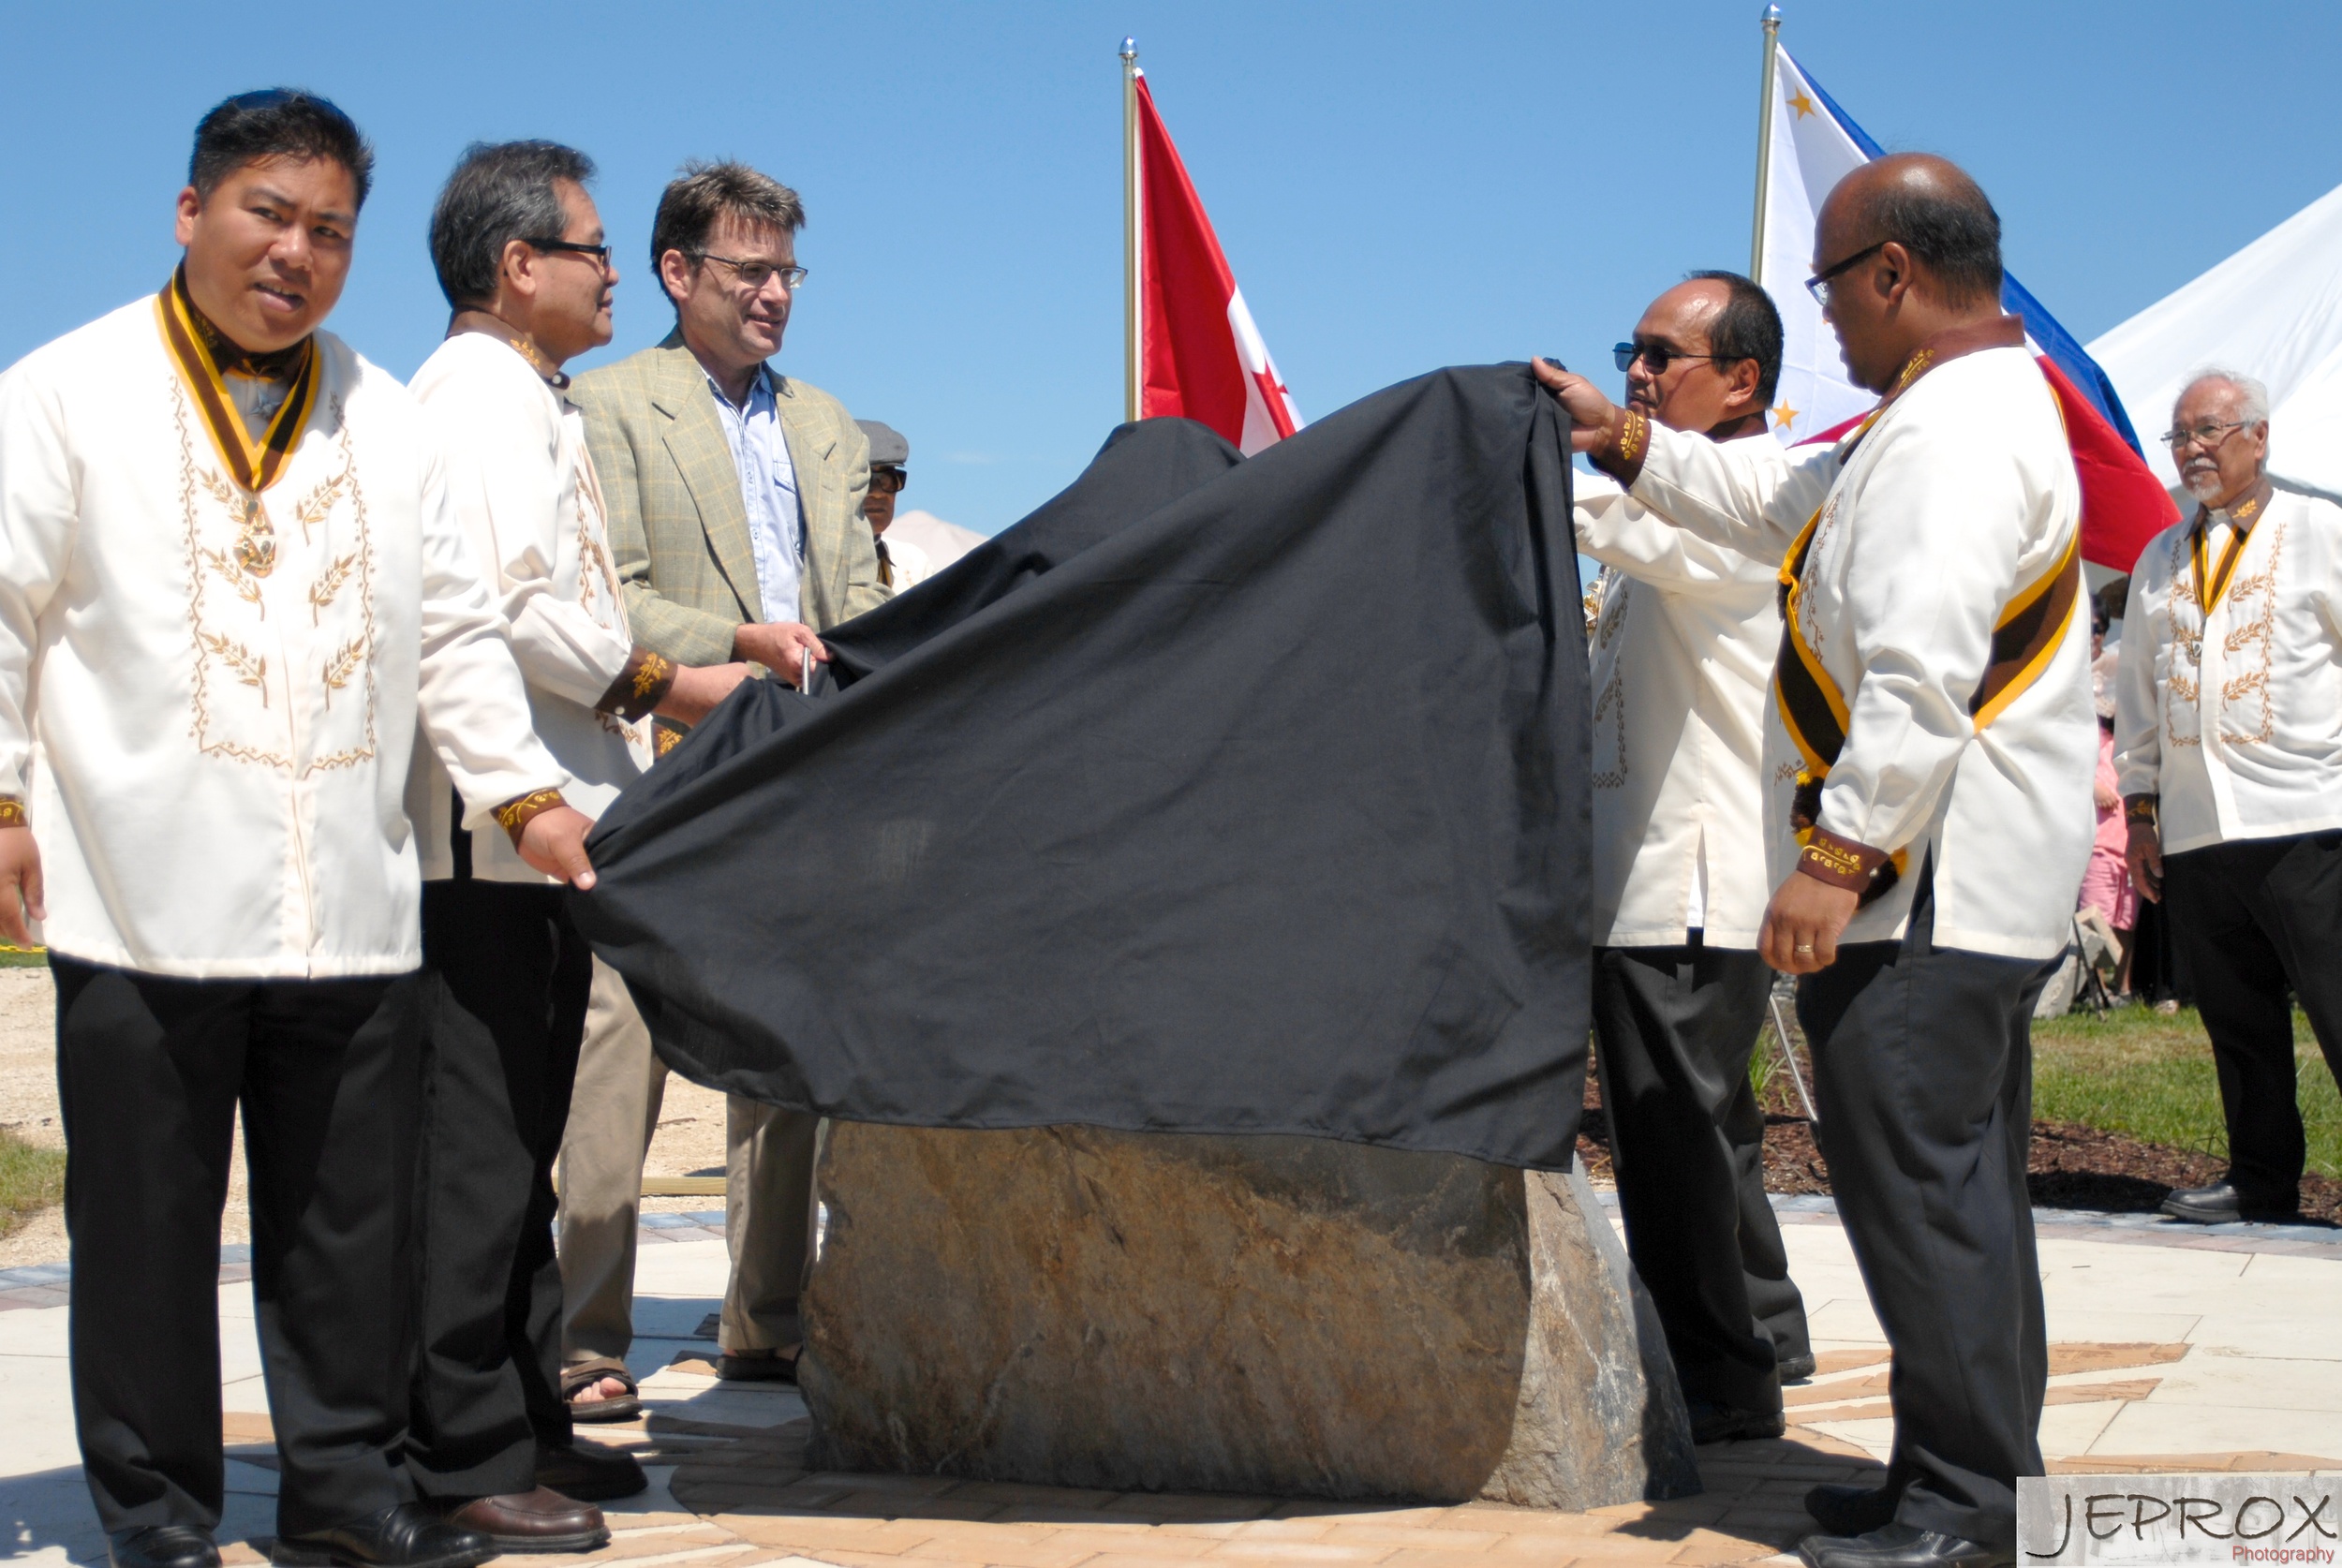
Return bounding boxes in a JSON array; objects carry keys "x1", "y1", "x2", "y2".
[
  {"x1": 2161, "y1": 832, "x2": 2342, "y2": 1210},
  {"x1": 1593, "y1": 940, "x2": 1812, "y2": 1416},
  {"x1": 53, "y1": 958, "x2": 427, "y2": 1538},
  {"x1": 407, "y1": 879, "x2": 592, "y2": 1498},
  {"x1": 1796, "y1": 877, "x2": 2053, "y2": 1553}
]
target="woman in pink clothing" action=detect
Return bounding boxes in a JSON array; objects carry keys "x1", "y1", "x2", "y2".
[{"x1": 2079, "y1": 609, "x2": 2138, "y2": 992}]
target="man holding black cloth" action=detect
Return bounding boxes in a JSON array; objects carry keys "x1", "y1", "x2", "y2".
[
  {"x1": 404, "y1": 140, "x2": 749, "y2": 1549},
  {"x1": 1575, "y1": 272, "x2": 1814, "y2": 1445},
  {"x1": 1540, "y1": 154, "x2": 2094, "y2": 1568}
]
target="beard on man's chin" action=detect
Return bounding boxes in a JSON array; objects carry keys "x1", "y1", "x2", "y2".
[{"x1": 2182, "y1": 466, "x2": 2226, "y2": 501}]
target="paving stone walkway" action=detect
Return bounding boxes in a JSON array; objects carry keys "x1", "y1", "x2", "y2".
[{"x1": 2, "y1": 1202, "x2": 2335, "y2": 1567}]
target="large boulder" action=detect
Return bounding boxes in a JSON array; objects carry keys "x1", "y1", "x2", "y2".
[{"x1": 798, "y1": 1123, "x2": 1698, "y2": 1508}]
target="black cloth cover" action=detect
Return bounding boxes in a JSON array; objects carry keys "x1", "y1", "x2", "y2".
[{"x1": 573, "y1": 362, "x2": 1591, "y2": 1169}]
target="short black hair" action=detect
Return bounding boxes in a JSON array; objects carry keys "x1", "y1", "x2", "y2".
[
  {"x1": 1861, "y1": 163, "x2": 2003, "y2": 308},
  {"x1": 1684, "y1": 270, "x2": 1785, "y2": 406},
  {"x1": 189, "y1": 89, "x2": 374, "y2": 211},
  {"x1": 429, "y1": 141, "x2": 596, "y2": 309},
  {"x1": 650, "y1": 160, "x2": 804, "y2": 308}
]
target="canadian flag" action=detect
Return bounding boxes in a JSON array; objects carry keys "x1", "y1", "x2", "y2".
[{"x1": 1134, "y1": 75, "x2": 1303, "y2": 454}]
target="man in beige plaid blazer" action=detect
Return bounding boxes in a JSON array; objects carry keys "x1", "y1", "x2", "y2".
[{"x1": 558, "y1": 161, "x2": 884, "y2": 1409}]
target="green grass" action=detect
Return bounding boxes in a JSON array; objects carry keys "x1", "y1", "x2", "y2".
[
  {"x1": 0, "y1": 947, "x2": 44, "y2": 968},
  {"x1": 0, "y1": 1128, "x2": 65, "y2": 1237},
  {"x1": 2030, "y1": 1005, "x2": 2342, "y2": 1179}
]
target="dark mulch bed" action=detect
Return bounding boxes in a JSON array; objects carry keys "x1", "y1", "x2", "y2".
[{"x1": 1579, "y1": 1072, "x2": 2342, "y2": 1225}]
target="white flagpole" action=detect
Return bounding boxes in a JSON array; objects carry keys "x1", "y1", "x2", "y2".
[
  {"x1": 1749, "y1": 3, "x2": 1782, "y2": 281},
  {"x1": 1121, "y1": 37, "x2": 1142, "y2": 424}
]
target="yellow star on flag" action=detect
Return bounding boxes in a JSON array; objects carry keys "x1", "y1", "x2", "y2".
[
  {"x1": 1772, "y1": 402, "x2": 1799, "y2": 431},
  {"x1": 1786, "y1": 88, "x2": 1816, "y2": 119}
]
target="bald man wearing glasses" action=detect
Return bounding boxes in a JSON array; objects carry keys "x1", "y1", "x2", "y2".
[
  {"x1": 567, "y1": 159, "x2": 884, "y2": 1400},
  {"x1": 1573, "y1": 271, "x2": 1814, "y2": 1450}
]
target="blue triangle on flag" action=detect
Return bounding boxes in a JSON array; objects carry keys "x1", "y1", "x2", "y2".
[{"x1": 1788, "y1": 51, "x2": 2148, "y2": 456}]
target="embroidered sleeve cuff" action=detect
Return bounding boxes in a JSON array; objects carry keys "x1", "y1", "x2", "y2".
[
  {"x1": 2124, "y1": 793, "x2": 2159, "y2": 824},
  {"x1": 1795, "y1": 828, "x2": 1894, "y2": 893},
  {"x1": 492, "y1": 787, "x2": 570, "y2": 850},
  {"x1": 596, "y1": 646, "x2": 675, "y2": 722},
  {"x1": 0, "y1": 798, "x2": 24, "y2": 829},
  {"x1": 1589, "y1": 407, "x2": 1651, "y2": 487}
]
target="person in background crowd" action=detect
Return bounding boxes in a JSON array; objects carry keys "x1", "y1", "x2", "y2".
[
  {"x1": 1574, "y1": 272, "x2": 1815, "y2": 1447},
  {"x1": 2077, "y1": 605, "x2": 2136, "y2": 997},
  {"x1": 2116, "y1": 369, "x2": 2342, "y2": 1225},
  {"x1": 566, "y1": 160, "x2": 884, "y2": 1394},
  {"x1": 857, "y1": 419, "x2": 928, "y2": 593},
  {"x1": 0, "y1": 90, "x2": 599, "y2": 1568},
  {"x1": 403, "y1": 140, "x2": 752, "y2": 1550},
  {"x1": 1540, "y1": 152, "x2": 2094, "y2": 1568}
]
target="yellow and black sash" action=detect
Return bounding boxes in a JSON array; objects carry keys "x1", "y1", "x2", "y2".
[
  {"x1": 155, "y1": 270, "x2": 319, "y2": 494},
  {"x1": 1774, "y1": 515, "x2": 2083, "y2": 894}
]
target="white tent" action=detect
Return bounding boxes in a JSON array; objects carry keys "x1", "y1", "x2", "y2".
[
  {"x1": 2087, "y1": 181, "x2": 2342, "y2": 502},
  {"x1": 887, "y1": 509, "x2": 986, "y2": 571}
]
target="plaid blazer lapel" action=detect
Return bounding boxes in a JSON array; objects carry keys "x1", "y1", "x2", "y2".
[
  {"x1": 777, "y1": 385, "x2": 846, "y2": 625},
  {"x1": 648, "y1": 343, "x2": 763, "y2": 621}
]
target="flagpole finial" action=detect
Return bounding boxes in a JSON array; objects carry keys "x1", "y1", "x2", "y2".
[
  {"x1": 1761, "y1": 2, "x2": 1781, "y2": 31},
  {"x1": 1120, "y1": 37, "x2": 1137, "y2": 63}
]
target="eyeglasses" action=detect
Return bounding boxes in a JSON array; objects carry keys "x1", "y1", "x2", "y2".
[
  {"x1": 694, "y1": 253, "x2": 808, "y2": 291},
  {"x1": 528, "y1": 238, "x2": 614, "y2": 271},
  {"x1": 1614, "y1": 342, "x2": 1718, "y2": 375},
  {"x1": 2161, "y1": 420, "x2": 2251, "y2": 452},
  {"x1": 869, "y1": 466, "x2": 907, "y2": 494},
  {"x1": 1804, "y1": 240, "x2": 1889, "y2": 306}
]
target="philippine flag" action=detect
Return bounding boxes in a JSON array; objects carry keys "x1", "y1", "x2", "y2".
[
  {"x1": 1134, "y1": 73, "x2": 1304, "y2": 455},
  {"x1": 1756, "y1": 45, "x2": 2175, "y2": 572}
]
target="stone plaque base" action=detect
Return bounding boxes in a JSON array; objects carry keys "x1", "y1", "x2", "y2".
[{"x1": 799, "y1": 1123, "x2": 1697, "y2": 1508}]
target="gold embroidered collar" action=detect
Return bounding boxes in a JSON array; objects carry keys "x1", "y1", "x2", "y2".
[
  {"x1": 448, "y1": 310, "x2": 569, "y2": 389},
  {"x1": 2191, "y1": 481, "x2": 2275, "y2": 612},
  {"x1": 156, "y1": 268, "x2": 319, "y2": 495}
]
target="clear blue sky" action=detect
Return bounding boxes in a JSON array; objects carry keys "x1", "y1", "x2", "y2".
[{"x1": 3, "y1": 1, "x2": 2336, "y2": 535}]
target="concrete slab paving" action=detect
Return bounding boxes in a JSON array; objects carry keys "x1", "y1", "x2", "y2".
[{"x1": 0, "y1": 1200, "x2": 2335, "y2": 1568}]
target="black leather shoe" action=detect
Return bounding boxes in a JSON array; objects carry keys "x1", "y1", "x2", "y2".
[
  {"x1": 1797, "y1": 1523, "x2": 2012, "y2": 1568},
  {"x1": 1687, "y1": 1399, "x2": 1786, "y2": 1444},
  {"x1": 2160, "y1": 1180, "x2": 2298, "y2": 1224},
  {"x1": 1779, "y1": 1352, "x2": 1818, "y2": 1382},
  {"x1": 537, "y1": 1440, "x2": 648, "y2": 1502},
  {"x1": 111, "y1": 1526, "x2": 220, "y2": 1568},
  {"x1": 1806, "y1": 1483, "x2": 1899, "y2": 1537},
  {"x1": 272, "y1": 1502, "x2": 494, "y2": 1568}
]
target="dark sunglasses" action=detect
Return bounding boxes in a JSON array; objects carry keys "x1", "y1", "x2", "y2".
[
  {"x1": 869, "y1": 466, "x2": 908, "y2": 494},
  {"x1": 1614, "y1": 342, "x2": 1718, "y2": 375}
]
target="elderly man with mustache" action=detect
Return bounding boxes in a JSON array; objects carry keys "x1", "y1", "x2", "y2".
[{"x1": 2115, "y1": 370, "x2": 2342, "y2": 1226}]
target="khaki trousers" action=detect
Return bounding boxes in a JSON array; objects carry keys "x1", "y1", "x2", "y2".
[{"x1": 557, "y1": 959, "x2": 816, "y2": 1366}]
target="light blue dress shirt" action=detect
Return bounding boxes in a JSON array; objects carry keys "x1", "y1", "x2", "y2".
[{"x1": 706, "y1": 365, "x2": 805, "y2": 625}]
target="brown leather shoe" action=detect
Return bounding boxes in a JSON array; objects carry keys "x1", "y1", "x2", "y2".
[{"x1": 440, "y1": 1487, "x2": 610, "y2": 1554}]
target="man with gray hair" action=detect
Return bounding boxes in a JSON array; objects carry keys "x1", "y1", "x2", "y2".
[
  {"x1": 402, "y1": 140, "x2": 751, "y2": 1547},
  {"x1": 2115, "y1": 368, "x2": 2342, "y2": 1224}
]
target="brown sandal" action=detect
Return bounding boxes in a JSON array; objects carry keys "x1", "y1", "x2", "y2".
[{"x1": 562, "y1": 1363, "x2": 642, "y2": 1423}]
